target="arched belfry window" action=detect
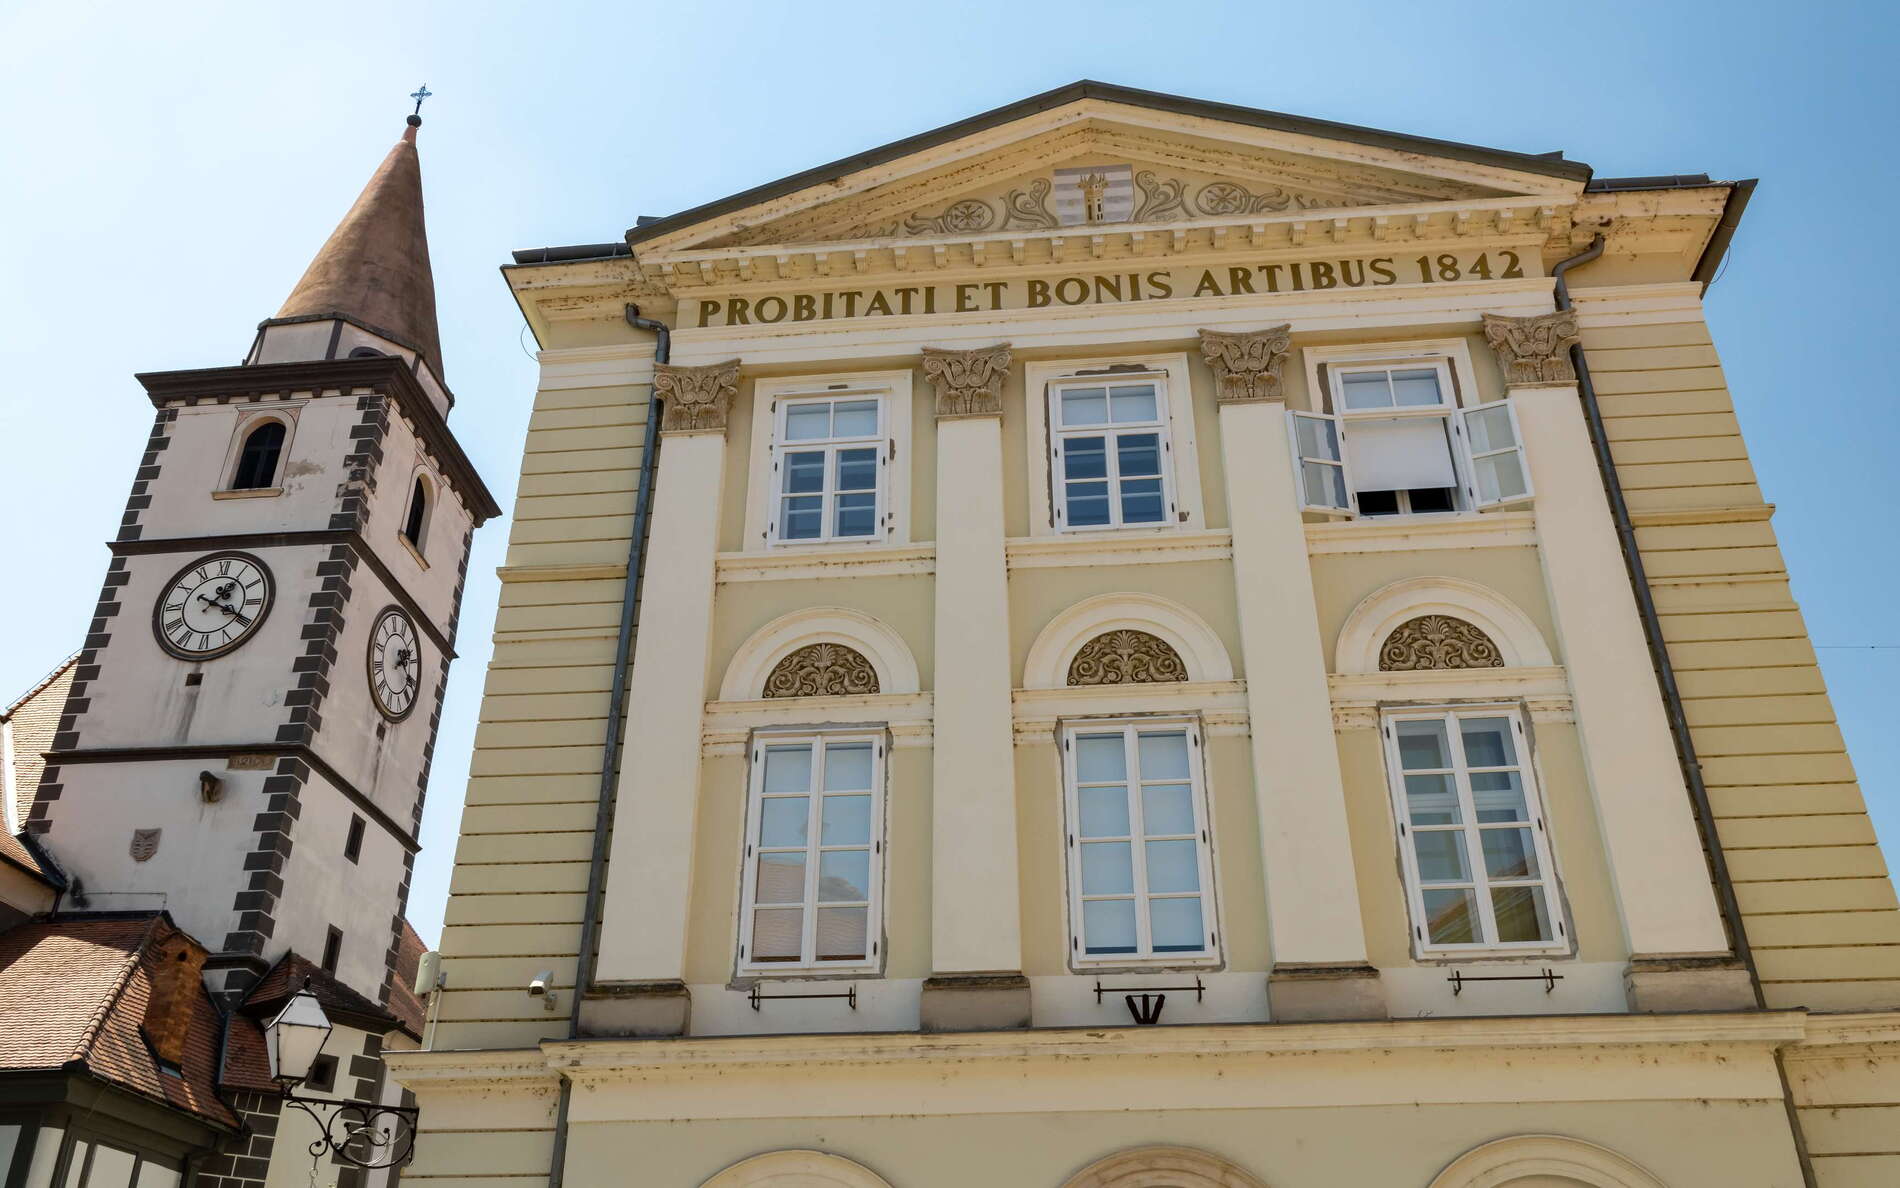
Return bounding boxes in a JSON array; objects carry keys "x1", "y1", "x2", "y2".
[
  {"x1": 231, "y1": 421, "x2": 286, "y2": 490},
  {"x1": 402, "y1": 477, "x2": 429, "y2": 552},
  {"x1": 1379, "y1": 615, "x2": 1506, "y2": 671},
  {"x1": 763, "y1": 643, "x2": 880, "y2": 698},
  {"x1": 1067, "y1": 630, "x2": 1188, "y2": 686}
]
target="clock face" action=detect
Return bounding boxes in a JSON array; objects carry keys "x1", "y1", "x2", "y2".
[
  {"x1": 368, "y1": 607, "x2": 423, "y2": 720},
  {"x1": 153, "y1": 553, "x2": 273, "y2": 659}
]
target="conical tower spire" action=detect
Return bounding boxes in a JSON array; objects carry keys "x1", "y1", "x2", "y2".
[{"x1": 274, "y1": 114, "x2": 444, "y2": 379}]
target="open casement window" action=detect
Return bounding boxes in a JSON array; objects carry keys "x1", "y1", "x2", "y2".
[
  {"x1": 769, "y1": 394, "x2": 889, "y2": 545},
  {"x1": 1382, "y1": 707, "x2": 1567, "y2": 955},
  {"x1": 738, "y1": 731, "x2": 884, "y2": 973},
  {"x1": 1459, "y1": 398, "x2": 1534, "y2": 508},
  {"x1": 1048, "y1": 376, "x2": 1176, "y2": 531},
  {"x1": 1290, "y1": 359, "x2": 1532, "y2": 517},
  {"x1": 1063, "y1": 719, "x2": 1218, "y2": 965}
]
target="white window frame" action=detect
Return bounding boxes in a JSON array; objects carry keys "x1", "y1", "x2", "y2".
[
  {"x1": 1025, "y1": 354, "x2": 1204, "y2": 538},
  {"x1": 213, "y1": 404, "x2": 302, "y2": 496},
  {"x1": 745, "y1": 371, "x2": 912, "y2": 551},
  {"x1": 1046, "y1": 373, "x2": 1179, "y2": 532},
  {"x1": 1293, "y1": 340, "x2": 1532, "y2": 519},
  {"x1": 736, "y1": 728, "x2": 886, "y2": 975},
  {"x1": 1380, "y1": 704, "x2": 1568, "y2": 957},
  {"x1": 1061, "y1": 716, "x2": 1220, "y2": 969}
]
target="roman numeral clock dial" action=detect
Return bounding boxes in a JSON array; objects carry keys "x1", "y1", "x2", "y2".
[
  {"x1": 152, "y1": 552, "x2": 273, "y2": 659},
  {"x1": 368, "y1": 607, "x2": 423, "y2": 720}
]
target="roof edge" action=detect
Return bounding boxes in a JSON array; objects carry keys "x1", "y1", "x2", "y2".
[
  {"x1": 1691, "y1": 178, "x2": 1757, "y2": 291},
  {"x1": 622, "y1": 79, "x2": 1594, "y2": 248}
]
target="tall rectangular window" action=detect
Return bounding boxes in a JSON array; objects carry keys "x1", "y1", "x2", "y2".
[
  {"x1": 738, "y1": 731, "x2": 884, "y2": 972},
  {"x1": 1049, "y1": 377, "x2": 1174, "y2": 530},
  {"x1": 1382, "y1": 707, "x2": 1565, "y2": 953},
  {"x1": 1290, "y1": 358, "x2": 1531, "y2": 518},
  {"x1": 343, "y1": 815, "x2": 365, "y2": 864},
  {"x1": 1063, "y1": 719, "x2": 1217, "y2": 964},
  {"x1": 771, "y1": 395, "x2": 886, "y2": 544},
  {"x1": 320, "y1": 926, "x2": 343, "y2": 974}
]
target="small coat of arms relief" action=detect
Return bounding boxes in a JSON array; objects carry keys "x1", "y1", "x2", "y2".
[{"x1": 130, "y1": 828, "x2": 161, "y2": 862}]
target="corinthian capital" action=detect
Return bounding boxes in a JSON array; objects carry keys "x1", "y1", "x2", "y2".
[
  {"x1": 1199, "y1": 325, "x2": 1292, "y2": 403},
  {"x1": 922, "y1": 344, "x2": 1011, "y2": 419},
  {"x1": 1481, "y1": 311, "x2": 1580, "y2": 387},
  {"x1": 654, "y1": 359, "x2": 741, "y2": 435}
]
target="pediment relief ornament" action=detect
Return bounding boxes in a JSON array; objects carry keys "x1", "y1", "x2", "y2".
[
  {"x1": 922, "y1": 344, "x2": 1012, "y2": 419},
  {"x1": 1378, "y1": 615, "x2": 1505, "y2": 671},
  {"x1": 1068, "y1": 630, "x2": 1189, "y2": 686},
  {"x1": 654, "y1": 359, "x2": 741, "y2": 435},
  {"x1": 1200, "y1": 325, "x2": 1294, "y2": 404},
  {"x1": 894, "y1": 172, "x2": 1350, "y2": 241},
  {"x1": 1482, "y1": 310, "x2": 1580, "y2": 387},
  {"x1": 763, "y1": 643, "x2": 880, "y2": 698}
]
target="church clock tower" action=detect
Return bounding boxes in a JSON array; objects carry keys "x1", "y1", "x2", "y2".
[{"x1": 26, "y1": 112, "x2": 498, "y2": 1008}]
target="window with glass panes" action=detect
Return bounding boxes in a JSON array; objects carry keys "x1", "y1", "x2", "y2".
[
  {"x1": 773, "y1": 395, "x2": 885, "y2": 544},
  {"x1": 1048, "y1": 378, "x2": 1173, "y2": 530},
  {"x1": 739, "y1": 732, "x2": 883, "y2": 971},
  {"x1": 1063, "y1": 720, "x2": 1216, "y2": 963},
  {"x1": 1382, "y1": 708, "x2": 1565, "y2": 953},
  {"x1": 1288, "y1": 358, "x2": 1531, "y2": 519}
]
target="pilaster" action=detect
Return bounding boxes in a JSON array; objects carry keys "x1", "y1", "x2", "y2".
[
  {"x1": 1482, "y1": 312, "x2": 1747, "y2": 1010},
  {"x1": 1201, "y1": 327, "x2": 1383, "y2": 1021},
  {"x1": 919, "y1": 345, "x2": 1028, "y2": 1031},
  {"x1": 589, "y1": 360, "x2": 738, "y2": 1035}
]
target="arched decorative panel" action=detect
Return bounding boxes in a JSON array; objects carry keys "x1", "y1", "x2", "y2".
[
  {"x1": 700, "y1": 1150, "x2": 895, "y2": 1188},
  {"x1": 1061, "y1": 1144, "x2": 1271, "y2": 1188},
  {"x1": 763, "y1": 642, "x2": 881, "y2": 698},
  {"x1": 1334, "y1": 576, "x2": 1553, "y2": 675},
  {"x1": 1067, "y1": 630, "x2": 1189, "y2": 686},
  {"x1": 1378, "y1": 614, "x2": 1506, "y2": 671},
  {"x1": 1426, "y1": 1134, "x2": 1670, "y2": 1188},
  {"x1": 719, "y1": 607, "x2": 920, "y2": 701},
  {"x1": 1023, "y1": 592, "x2": 1234, "y2": 690}
]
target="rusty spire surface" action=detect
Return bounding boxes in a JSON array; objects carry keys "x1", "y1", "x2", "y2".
[{"x1": 274, "y1": 112, "x2": 444, "y2": 379}]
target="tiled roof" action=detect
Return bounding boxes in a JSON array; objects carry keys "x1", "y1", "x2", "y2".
[
  {"x1": 0, "y1": 913, "x2": 241, "y2": 1129},
  {"x1": 243, "y1": 952, "x2": 401, "y2": 1034},
  {"x1": 1, "y1": 831, "x2": 60, "y2": 886},
  {"x1": 386, "y1": 919, "x2": 428, "y2": 1038},
  {"x1": 3, "y1": 653, "x2": 76, "y2": 833}
]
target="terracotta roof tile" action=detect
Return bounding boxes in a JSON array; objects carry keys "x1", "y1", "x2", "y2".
[
  {"x1": 385, "y1": 919, "x2": 428, "y2": 1038},
  {"x1": 3, "y1": 654, "x2": 76, "y2": 833},
  {"x1": 0, "y1": 913, "x2": 240, "y2": 1129},
  {"x1": 1, "y1": 831, "x2": 59, "y2": 885},
  {"x1": 243, "y1": 952, "x2": 400, "y2": 1034}
]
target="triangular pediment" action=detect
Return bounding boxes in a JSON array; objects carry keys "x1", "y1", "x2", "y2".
[{"x1": 630, "y1": 85, "x2": 1587, "y2": 255}]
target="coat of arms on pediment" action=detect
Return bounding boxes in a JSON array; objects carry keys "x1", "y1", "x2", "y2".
[{"x1": 130, "y1": 828, "x2": 161, "y2": 862}]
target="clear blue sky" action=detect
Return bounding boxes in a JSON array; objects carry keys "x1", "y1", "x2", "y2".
[{"x1": 3, "y1": 1, "x2": 1895, "y2": 946}]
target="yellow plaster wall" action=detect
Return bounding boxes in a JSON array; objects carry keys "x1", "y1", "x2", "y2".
[
  {"x1": 431, "y1": 365, "x2": 654, "y2": 1054},
  {"x1": 1577, "y1": 308, "x2": 1900, "y2": 1012}
]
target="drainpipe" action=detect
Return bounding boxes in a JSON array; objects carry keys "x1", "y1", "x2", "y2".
[
  {"x1": 1552, "y1": 235, "x2": 1816, "y2": 1187},
  {"x1": 545, "y1": 305, "x2": 668, "y2": 1188}
]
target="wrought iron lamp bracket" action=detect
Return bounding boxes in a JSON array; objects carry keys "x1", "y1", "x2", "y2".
[{"x1": 279, "y1": 1092, "x2": 420, "y2": 1169}]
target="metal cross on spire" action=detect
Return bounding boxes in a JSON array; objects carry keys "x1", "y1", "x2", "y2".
[{"x1": 409, "y1": 85, "x2": 432, "y2": 117}]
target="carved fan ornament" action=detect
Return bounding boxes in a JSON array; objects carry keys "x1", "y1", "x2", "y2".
[
  {"x1": 763, "y1": 643, "x2": 880, "y2": 698},
  {"x1": 1067, "y1": 630, "x2": 1189, "y2": 686},
  {"x1": 1378, "y1": 616, "x2": 1506, "y2": 672}
]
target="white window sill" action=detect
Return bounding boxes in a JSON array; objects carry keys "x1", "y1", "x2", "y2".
[
  {"x1": 1306, "y1": 509, "x2": 1536, "y2": 555},
  {"x1": 737, "y1": 966, "x2": 880, "y2": 981},
  {"x1": 717, "y1": 542, "x2": 934, "y2": 583},
  {"x1": 1414, "y1": 945, "x2": 1572, "y2": 964},
  {"x1": 1072, "y1": 954, "x2": 1221, "y2": 974},
  {"x1": 211, "y1": 487, "x2": 283, "y2": 500},
  {"x1": 1007, "y1": 529, "x2": 1232, "y2": 570},
  {"x1": 397, "y1": 532, "x2": 430, "y2": 570}
]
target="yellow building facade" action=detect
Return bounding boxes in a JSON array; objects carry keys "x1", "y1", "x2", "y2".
[{"x1": 387, "y1": 84, "x2": 1900, "y2": 1186}]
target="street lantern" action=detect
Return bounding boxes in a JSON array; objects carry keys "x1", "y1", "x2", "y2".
[
  {"x1": 262, "y1": 982, "x2": 419, "y2": 1170},
  {"x1": 265, "y1": 989, "x2": 333, "y2": 1085}
]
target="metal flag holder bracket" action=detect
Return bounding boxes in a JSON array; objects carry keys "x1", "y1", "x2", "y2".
[
  {"x1": 748, "y1": 982, "x2": 858, "y2": 1011},
  {"x1": 1093, "y1": 976, "x2": 1206, "y2": 1025},
  {"x1": 1447, "y1": 967, "x2": 1563, "y2": 996}
]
